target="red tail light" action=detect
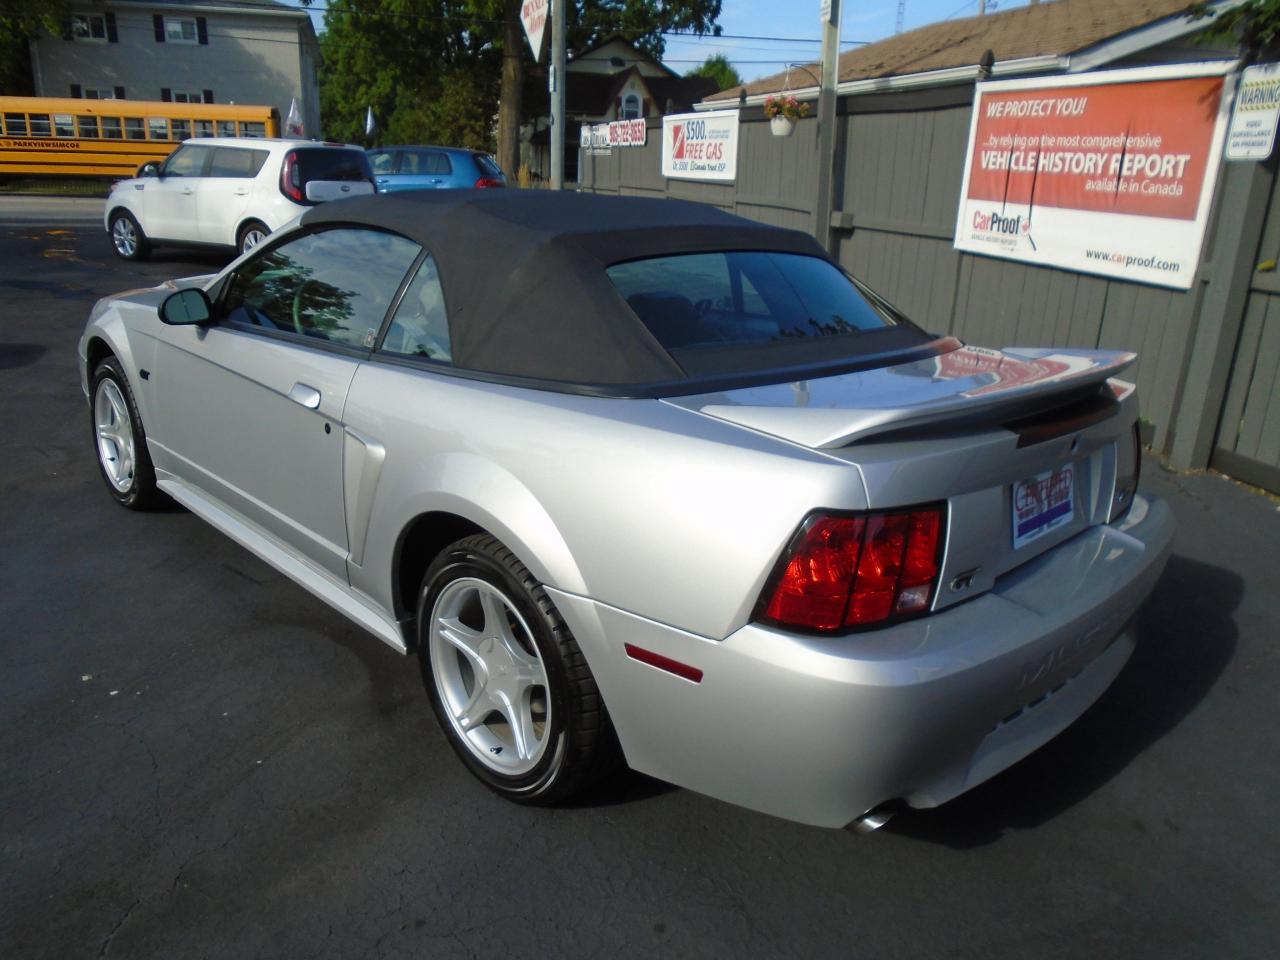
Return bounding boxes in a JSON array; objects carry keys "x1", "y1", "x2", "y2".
[
  {"x1": 759, "y1": 505, "x2": 946, "y2": 633},
  {"x1": 279, "y1": 151, "x2": 304, "y2": 203},
  {"x1": 474, "y1": 177, "x2": 505, "y2": 189}
]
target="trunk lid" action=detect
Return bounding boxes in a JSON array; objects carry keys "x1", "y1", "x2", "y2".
[{"x1": 664, "y1": 343, "x2": 1141, "y2": 612}]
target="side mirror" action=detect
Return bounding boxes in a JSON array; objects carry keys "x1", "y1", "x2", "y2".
[
  {"x1": 139, "y1": 162, "x2": 161, "y2": 178},
  {"x1": 159, "y1": 288, "x2": 212, "y2": 326}
]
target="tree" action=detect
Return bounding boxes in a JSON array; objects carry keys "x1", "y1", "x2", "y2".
[
  {"x1": 309, "y1": 1, "x2": 723, "y2": 178},
  {"x1": 686, "y1": 52, "x2": 740, "y2": 91},
  {"x1": 1190, "y1": 0, "x2": 1280, "y2": 60},
  {"x1": 0, "y1": 2, "x2": 69, "y2": 95}
]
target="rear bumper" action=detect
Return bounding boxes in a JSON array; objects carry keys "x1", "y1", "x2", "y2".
[{"x1": 548, "y1": 493, "x2": 1174, "y2": 828}]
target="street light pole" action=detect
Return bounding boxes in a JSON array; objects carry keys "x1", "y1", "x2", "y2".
[
  {"x1": 550, "y1": 0, "x2": 567, "y2": 189},
  {"x1": 814, "y1": 0, "x2": 842, "y2": 252}
]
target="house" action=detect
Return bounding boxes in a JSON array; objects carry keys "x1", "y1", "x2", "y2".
[
  {"x1": 28, "y1": 0, "x2": 320, "y2": 135},
  {"x1": 703, "y1": 0, "x2": 1234, "y2": 106},
  {"x1": 524, "y1": 34, "x2": 719, "y2": 181}
]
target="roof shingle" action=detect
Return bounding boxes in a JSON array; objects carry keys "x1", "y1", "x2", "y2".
[{"x1": 708, "y1": 0, "x2": 1200, "y2": 102}]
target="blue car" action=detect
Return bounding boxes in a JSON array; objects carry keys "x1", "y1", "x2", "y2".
[{"x1": 367, "y1": 145, "x2": 506, "y2": 192}]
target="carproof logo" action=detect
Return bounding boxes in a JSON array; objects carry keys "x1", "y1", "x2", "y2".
[{"x1": 972, "y1": 210, "x2": 1029, "y2": 235}]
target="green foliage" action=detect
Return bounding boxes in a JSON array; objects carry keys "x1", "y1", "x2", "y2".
[
  {"x1": 1190, "y1": 0, "x2": 1280, "y2": 59},
  {"x1": 310, "y1": 0, "x2": 721, "y2": 148},
  {"x1": 0, "y1": 1, "x2": 69, "y2": 95},
  {"x1": 686, "y1": 52, "x2": 740, "y2": 91}
]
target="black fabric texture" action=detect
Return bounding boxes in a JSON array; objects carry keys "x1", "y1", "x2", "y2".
[{"x1": 301, "y1": 191, "x2": 834, "y2": 386}]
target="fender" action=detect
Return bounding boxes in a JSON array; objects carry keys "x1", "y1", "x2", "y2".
[{"x1": 352, "y1": 449, "x2": 588, "y2": 622}]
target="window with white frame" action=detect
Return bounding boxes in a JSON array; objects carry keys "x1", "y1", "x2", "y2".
[
  {"x1": 81, "y1": 87, "x2": 117, "y2": 100},
  {"x1": 621, "y1": 94, "x2": 642, "y2": 120},
  {"x1": 165, "y1": 17, "x2": 198, "y2": 43},
  {"x1": 171, "y1": 91, "x2": 206, "y2": 104},
  {"x1": 72, "y1": 13, "x2": 108, "y2": 41}
]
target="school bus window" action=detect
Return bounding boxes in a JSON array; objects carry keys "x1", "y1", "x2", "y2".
[
  {"x1": 217, "y1": 120, "x2": 236, "y2": 137},
  {"x1": 53, "y1": 114, "x2": 74, "y2": 137},
  {"x1": 76, "y1": 115, "x2": 99, "y2": 138},
  {"x1": 4, "y1": 113, "x2": 28, "y2": 135},
  {"x1": 147, "y1": 118, "x2": 168, "y2": 140},
  {"x1": 101, "y1": 116, "x2": 122, "y2": 139},
  {"x1": 171, "y1": 118, "x2": 192, "y2": 141},
  {"x1": 29, "y1": 114, "x2": 51, "y2": 136},
  {"x1": 194, "y1": 120, "x2": 214, "y2": 138},
  {"x1": 241, "y1": 122, "x2": 265, "y2": 138},
  {"x1": 125, "y1": 118, "x2": 145, "y2": 140}
]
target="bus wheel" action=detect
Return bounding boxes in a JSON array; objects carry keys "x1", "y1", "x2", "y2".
[{"x1": 110, "y1": 212, "x2": 150, "y2": 261}]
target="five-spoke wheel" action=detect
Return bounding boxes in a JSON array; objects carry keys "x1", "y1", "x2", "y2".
[
  {"x1": 89, "y1": 356, "x2": 160, "y2": 510},
  {"x1": 430, "y1": 577, "x2": 550, "y2": 775},
  {"x1": 418, "y1": 534, "x2": 617, "y2": 802}
]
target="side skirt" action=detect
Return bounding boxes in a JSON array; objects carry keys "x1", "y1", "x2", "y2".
[{"x1": 158, "y1": 475, "x2": 408, "y2": 654}]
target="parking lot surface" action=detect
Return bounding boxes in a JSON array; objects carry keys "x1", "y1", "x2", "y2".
[{"x1": 1, "y1": 214, "x2": 1278, "y2": 959}]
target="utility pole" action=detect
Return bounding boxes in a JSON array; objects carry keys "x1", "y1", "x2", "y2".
[
  {"x1": 814, "y1": 0, "x2": 842, "y2": 252},
  {"x1": 549, "y1": 0, "x2": 567, "y2": 190}
]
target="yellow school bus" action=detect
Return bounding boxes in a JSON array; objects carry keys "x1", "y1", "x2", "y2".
[{"x1": 0, "y1": 96, "x2": 281, "y2": 177}]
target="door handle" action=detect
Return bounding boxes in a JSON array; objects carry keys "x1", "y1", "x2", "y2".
[
  {"x1": 288, "y1": 383, "x2": 321, "y2": 409},
  {"x1": 133, "y1": 184, "x2": 145, "y2": 190},
  {"x1": 233, "y1": 188, "x2": 249, "y2": 195},
  {"x1": 182, "y1": 188, "x2": 194, "y2": 195},
  {"x1": 376, "y1": 177, "x2": 389, "y2": 184}
]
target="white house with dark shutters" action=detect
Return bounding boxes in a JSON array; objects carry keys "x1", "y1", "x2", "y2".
[{"x1": 28, "y1": 0, "x2": 320, "y2": 135}]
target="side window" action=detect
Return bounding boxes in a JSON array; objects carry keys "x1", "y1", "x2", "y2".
[
  {"x1": 161, "y1": 143, "x2": 209, "y2": 176},
  {"x1": 424, "y1": 151, "x2": 452, "y2": 176},
  {"x1": 380, "y1": 256, "x2": 451, "y2": 362},
  {"x1": 222, "y1": 229, "x2": 421, "y2": 350},
  {"x1": 368, "y1": 151, "x2": 394, "y2": 175},
  {"x1": 208, "y1": 146, "x2": 267, "y2": 177}
]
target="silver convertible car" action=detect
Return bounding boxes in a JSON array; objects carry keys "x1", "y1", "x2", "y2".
[{"x1": 80, "y1": 192, "x2": 1173, "y2": 829}]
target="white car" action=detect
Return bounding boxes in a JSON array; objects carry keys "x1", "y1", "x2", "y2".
[{"x1": 105, "y1": 137, "x2": 375, "y2": 260}]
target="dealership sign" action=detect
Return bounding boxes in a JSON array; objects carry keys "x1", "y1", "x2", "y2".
[
  {"x1": 520, "y1": 0, "x2": 548, "y2": 63},
  {"x1": 1227, "y1": 62, "x2": 1280, "y2": 160},
  {"x1": 662, "y1": 109, "x2": 739, "y2": 182},
  {"x1": 579, "y1": 119, "x2": 647, "y2": 154},
  {"x1": 954, "y1": 63, "x2": 1234, "y2": 290}
]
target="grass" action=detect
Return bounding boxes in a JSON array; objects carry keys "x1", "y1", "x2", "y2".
[{"x1": 0, "y1": 177, "x2": 113, "y2": 197}]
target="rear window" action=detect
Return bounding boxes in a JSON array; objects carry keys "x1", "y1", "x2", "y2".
[
  {"x1": 293, "y1": 148, "x2": 372, "y2": 183},
  {"x1": 607, "y1": 252, "x2": 924, "y2": 371},
  {"x1": 474, "y1": 153, "x2": 503, "y2": 178}
]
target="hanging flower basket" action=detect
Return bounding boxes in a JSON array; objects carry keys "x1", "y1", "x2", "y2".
[{"x1": 764, "y1": 94, "x2": 810, "y2": 138}]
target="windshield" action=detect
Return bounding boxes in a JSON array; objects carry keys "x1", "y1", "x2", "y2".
[{"x1": 606, "y1": 251, "x2": 929, "y2": 376}]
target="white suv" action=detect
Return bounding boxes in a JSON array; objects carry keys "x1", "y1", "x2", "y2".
[{"x1": 105, "y1": 137, "x2": 375, "y2": 260}]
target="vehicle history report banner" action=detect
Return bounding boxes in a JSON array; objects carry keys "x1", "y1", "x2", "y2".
[{"x1": 954, "y1": 63, "x2": 1235, "y2": 290}]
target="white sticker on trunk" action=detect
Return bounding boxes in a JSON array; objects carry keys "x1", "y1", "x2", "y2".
[{"x1": 1012, "y1": 465, "x2": 1075, "y2": 549}]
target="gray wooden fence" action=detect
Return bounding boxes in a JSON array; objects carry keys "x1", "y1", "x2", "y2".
[{"x1": 579, "y1": 84, "x2": 1280, "y2": 492}]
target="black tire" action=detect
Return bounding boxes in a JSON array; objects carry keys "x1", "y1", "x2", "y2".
[
  {"x1": 108, "y1": 210, "x2": 150, "y2": 261},
  {"x1": 89, "y1": 356, "x2": 161, "y2": 510},
  {"x1": 237, "y1": 220, "x2": 270, "y2": 256},
  {"x1": 417, "y1": 534, "x2": 618, "y2": 804}
]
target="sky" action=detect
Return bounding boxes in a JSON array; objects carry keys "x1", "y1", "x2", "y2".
[
  {"x1": 660, "y1": 0, "x2": 1035, "y2": 82},
  {"x1": 288, "y1": 0, "x2": 1036, "y2": 84}
]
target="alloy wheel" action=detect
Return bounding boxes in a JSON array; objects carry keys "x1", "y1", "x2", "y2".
[
  {"x1": 111, "y1": 217, "x2": 137, "y2": 257},
  {"x1": 429, "y1": 577, "x2": 550, "y2": 775},
  {"x1": 94, "y1": 378, "x2": 136, "y2": 493}
]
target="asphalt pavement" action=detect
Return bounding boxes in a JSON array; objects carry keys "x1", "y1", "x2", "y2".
[{"x1": 1, "y1": 210, "x2": 1277, "y2": 959}]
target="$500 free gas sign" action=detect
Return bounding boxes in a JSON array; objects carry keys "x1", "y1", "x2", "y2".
[{"x1": 662, "y1": 109, "x2": 739, "y2": 182}]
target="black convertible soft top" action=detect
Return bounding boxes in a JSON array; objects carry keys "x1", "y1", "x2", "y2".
[{"x1": 300, "y1": 191, "x2": 935, "y2": 392}]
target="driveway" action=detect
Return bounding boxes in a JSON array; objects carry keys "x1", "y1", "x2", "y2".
[{"x1": 1, "y1": 221, "x2": 1276, "y2": 959}]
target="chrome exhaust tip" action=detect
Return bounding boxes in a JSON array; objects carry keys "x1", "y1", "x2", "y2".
[{"x1": 851, "y1": 804, "x2": 896, "y2": 834}]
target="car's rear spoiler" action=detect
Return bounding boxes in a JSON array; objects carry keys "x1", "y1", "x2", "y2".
[{"x1": 664, "y1": 346, "x2": 1138, "y2": 450}]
